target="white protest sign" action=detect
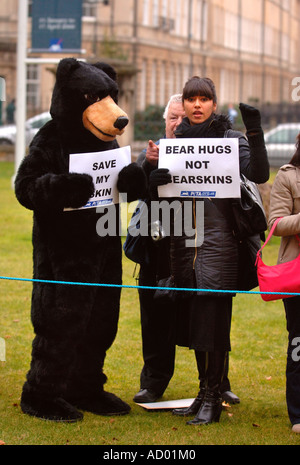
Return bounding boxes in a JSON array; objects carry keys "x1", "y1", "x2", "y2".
[
  {"x1": 69, "y1": 146, "x2": 131, "y2": 208},
  {"x1": 158, "y1": 138, "x2": 240, "y2": 198}
]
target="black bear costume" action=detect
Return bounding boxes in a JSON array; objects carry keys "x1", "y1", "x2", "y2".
[{"x1": 15, "y1": 58, "x2": 146, "y2": 422}]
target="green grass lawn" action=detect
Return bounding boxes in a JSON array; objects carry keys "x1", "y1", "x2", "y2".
[{"x1": 0, "y1": 162, "x2": 299, "y2": 446}]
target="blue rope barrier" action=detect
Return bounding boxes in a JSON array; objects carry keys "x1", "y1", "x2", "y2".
[{"x1": 0, "y1": 274, "x2": 300, "y2": 297}]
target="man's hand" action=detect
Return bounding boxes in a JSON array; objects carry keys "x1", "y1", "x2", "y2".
[{"x1": 146, "y1": 140, "x2": 159, "y2": 166}]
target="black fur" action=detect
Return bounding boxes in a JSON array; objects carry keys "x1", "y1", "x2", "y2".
[{"x1": 14, "y1": 58, "x2": 139, "y2": 421}]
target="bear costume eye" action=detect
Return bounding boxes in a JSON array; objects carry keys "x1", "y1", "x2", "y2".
[{"x1": 84, "y1": 94, "x2": 101, "y2": 104}]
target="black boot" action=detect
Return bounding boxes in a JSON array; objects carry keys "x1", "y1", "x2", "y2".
[
  {"x1": 172, "y1": 387, "x2": 206, "y2": 416},
  {"x1": 186, "y1": 388, "x2": 222, "y2": 425},
  {"x1": 172, "y1": 350, "x2": 206, "y2": 416},
  {"x1": 21, "y1": 382, "x2": 83, "y2": 423},
  {"x1": 187, "y1": 351, "x2": 226, "y2": 426}
]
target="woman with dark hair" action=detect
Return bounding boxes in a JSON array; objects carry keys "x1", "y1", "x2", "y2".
[
  {"x1": 148, "y1": 76, "x2": 269, "y2": 425},
  {"x1": 268, "y1": 133, "x2": 300, "y2": 434}
]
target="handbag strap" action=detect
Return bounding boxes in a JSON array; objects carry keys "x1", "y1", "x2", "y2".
[
  {"x1": 257, "y1": 217, "x2": 300, "y2": 258},
  {"x1": 259, "y1": 217, "x2": 282, "y2": 252}
]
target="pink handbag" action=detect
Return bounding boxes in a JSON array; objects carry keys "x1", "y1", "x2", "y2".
[{"x1": 256, "y1": 217, "x2": 300, "y2": 301}]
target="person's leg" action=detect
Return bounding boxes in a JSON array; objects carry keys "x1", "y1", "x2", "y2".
[
  {"x1": 66, "y1": 238, "x2": 130, "y2": 415},
  {"x1": 172, "y1": 350, "x2": 207, "y2": 416},
  {"x1": 134, "y1": 266, "x2": 176, "y2": 402},
  {"x1": 186, "y1": 295, "x2": 231, "y2": 425},
  {"x1": 283, "y1": 297, "x2": 300, "y2": 430},
  {"x1": 220, "y1": 356, "x2": 240, "y2": 404},
  {"x1": 21, "y1": 280, "x2": 95, "y2": 422},
  {"x1": 186, "y1": 350, "x2": 226, "y2": 425}
]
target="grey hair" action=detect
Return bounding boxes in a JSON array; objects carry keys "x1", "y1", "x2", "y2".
[{"x1": 163, "y1": 94, "x2": 183, "y2": 119}]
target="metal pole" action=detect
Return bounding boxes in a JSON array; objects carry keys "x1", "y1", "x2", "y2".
[{"x1": 14, "y1": 0, "x2": 28, "y2": 182}]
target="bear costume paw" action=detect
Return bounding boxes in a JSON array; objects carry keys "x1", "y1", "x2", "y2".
[
  {"x1": 21, "y1": 390, "x2": 83, "y2": 423},
  {"x1": 35, "y1": 172, "x2": 95, "y2": 210},
  {"x1": 117, "y1": 163, "x2": 147, "y2": 202},
  {"x1": 72, "y1": 391, "x2": 131, "y2": 416}
]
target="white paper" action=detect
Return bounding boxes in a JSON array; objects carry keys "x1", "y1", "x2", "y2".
[
  {"x1": 158, "y1": 138, "x2": 240, "y2": 199},
  {"x1": 69, "y1": 146, "x2": 131, "y2": 209},
  {"x1": 136, "y1": 398, "x2": 195, "y2": 410}
]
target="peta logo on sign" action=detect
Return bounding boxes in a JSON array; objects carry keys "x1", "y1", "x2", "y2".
[{"x1": 0, "y1": 77, "x2": 6, "y2": 101}]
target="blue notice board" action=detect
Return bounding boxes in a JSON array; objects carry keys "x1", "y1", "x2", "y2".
[{"x1": 31, "y1": 0, "x2": 83, "y2": 53}]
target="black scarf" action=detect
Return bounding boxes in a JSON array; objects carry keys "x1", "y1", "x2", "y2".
[{"x1": 174, "y1": 113, "x2": 232, "y2": 139}]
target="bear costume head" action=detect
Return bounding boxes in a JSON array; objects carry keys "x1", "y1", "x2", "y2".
[
  {"x1": 20, "y1": 57, "x2": 147, "y2": 205},
  {"x1": 50, "y1": 58, "x2": 129, "y2": 142}
]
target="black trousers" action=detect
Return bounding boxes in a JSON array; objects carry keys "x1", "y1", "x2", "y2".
[
  {"x1": 138, "y1": 265, "x2": 232, "y2": 395},
  {"x1": 283, "y1": 296, "x2": 300, "y2": 425},
  {"x1": 138, "y1": 265, "x2": 176, "y2": 396}
]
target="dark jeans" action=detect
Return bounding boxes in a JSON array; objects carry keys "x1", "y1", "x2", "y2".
[{"x1": 283, "y1": 296, "x2": 300, "y2": 425}]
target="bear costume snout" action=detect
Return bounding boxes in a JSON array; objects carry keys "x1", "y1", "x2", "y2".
[
  {"x1": 82, "y1": 95, "x2": 129, "y2": 142},
  {"x1": 114, "y1": 116, "x2": 129, "y2": 131}
]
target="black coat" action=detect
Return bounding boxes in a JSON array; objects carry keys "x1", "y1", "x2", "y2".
[{"x1": 170, "y1": 114, "x2": 269, "y2": 293}]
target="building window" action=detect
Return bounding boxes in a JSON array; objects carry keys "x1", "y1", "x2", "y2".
[
  {"x1": 201, "y1": 1, "x2": 208, "y2": 42},
  {"x1": 219, "y1": 69, "x2": 238, "y2": 105},
  {"x1": 162, "y1": 0, "x2": 168, "y2": 18},
  {"x1": 264, "y1": 25, "x2": 280, "y2": 58},
  {"x1": 281, "y1": 33, "x2": 289, "y2": 62},
  {"x1": 241, "y1": 18, "x2": 262, "y2": 54},
  {"x1": 143, "y1": 0, "x2": 150, "y2": 26},
  {"x1": 175, "y1": 0, "x2": 181, "y2": 35},
  {"x1": 169, "y1": 62, "x2": 175, "y2": 96},
  {"x1": 224, "y1": 11, "x2": 238, "y2": 50},
  {"x1": 264, "y1": 74, "x2": 274, "y2": 103},
  {"x1": 213, "y1": 6, "x2": 224, "y2": 46},
  {"x1": 140, "y1": 59, "x2": 147, "y2": 110},
  {"x1": 159, "y1": 61, "x2": 166, "y2": 106},
  {"x1": 281, "y1": 0, "x2": 290, "y2": 10},
  {"x1": 153, "y1": 0, "x2": 159, "y2": 28},
  {"x1": 193, "y1": 0, "x2": 207, "y2": 42},
  {"x1": 150, "y1": 60, "x2": 157, "y2": 104},
  {"x1": 82, "y1": 1, "x2": 97, "y2": 17},
  {"x1": 26, "y1": 64, "x2": 40, "y2": 111}
]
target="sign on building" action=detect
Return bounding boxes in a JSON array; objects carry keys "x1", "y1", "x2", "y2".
[{"x1": 31, "y1": 0, "x2": 83, "y2": 53}]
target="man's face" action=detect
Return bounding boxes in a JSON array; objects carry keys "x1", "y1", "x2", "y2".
[{"x1": 165, "y1": 102, "x2": 185, "y2": 138}]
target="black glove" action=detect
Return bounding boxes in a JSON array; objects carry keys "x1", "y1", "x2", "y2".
[
  {"x1": 117, "y1": 163, "x2": 147, "y2": 202},
  {"x1": 239, "y1": 103, "x2": 261, "y2": 132},
  {"x1": 35, "y1": 173, "x2": 95, "y2": 210},
  {"x1": 149, "y1": 168, "x2": 172, "y2": 200}
]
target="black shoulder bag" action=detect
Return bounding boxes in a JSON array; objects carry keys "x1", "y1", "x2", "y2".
[
  {"x1": 123, "y1": 199, "x2": 152, "y2": 267},
  {"x1": 231, "y1": 173, "x2": 267, "y2": 239}
]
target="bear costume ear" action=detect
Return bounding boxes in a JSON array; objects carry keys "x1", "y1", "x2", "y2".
[
  {"x1": 92, "y1": 62, "x2": 117, "y2": 82},
  {"x1": 56, "y1": 58, "x2": 81, "y2": 84}
]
